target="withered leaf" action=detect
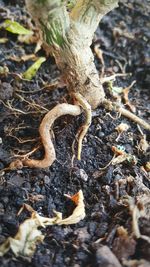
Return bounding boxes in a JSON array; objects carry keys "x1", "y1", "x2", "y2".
[{"x1": 0, "y1": 190, "x2": 85, "y2": 258}]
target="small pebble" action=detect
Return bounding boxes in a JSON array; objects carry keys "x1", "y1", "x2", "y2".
[
  {"x1": 98, "y1": 131, "x2": 105, "y2": 138},
  {"x1": 43, "y1": 175, "x2": 50, "y2": 184},
  {"x1": 79, "y1": 169, "x2": 88, "y2": 182}
]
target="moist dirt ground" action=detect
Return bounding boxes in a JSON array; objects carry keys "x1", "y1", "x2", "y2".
[{"x1": 0, "y1": 0, "x2": 150, "y2": 266}]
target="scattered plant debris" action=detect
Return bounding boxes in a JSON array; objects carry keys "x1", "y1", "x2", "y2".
[
  {"x1": 1, "y1": 19, "x2": 33, "y2": 35},
  {"x1": 22, "y1": 57, "x2": 46, "y2": 80},
  {"x1": 0, "y1": 190, "x2": 85, "y2": 258}
]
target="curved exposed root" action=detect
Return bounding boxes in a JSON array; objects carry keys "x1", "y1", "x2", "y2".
[
  {"x1": 10, "y1": 103, "x2": 81, "y2": 169},
  {"x1": 103, "y1": 99, "x2": 150, "y2": 131},
  {"x1": 73, "y1": 93, "x2": 92, "y2": 160},
  {"x1": 117, "y1": 107, "x2": 150, "y2": 131}
]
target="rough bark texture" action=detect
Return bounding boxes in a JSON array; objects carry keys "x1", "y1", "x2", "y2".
[{"x1": 25, "y1": 0, "x2": 119, "y2": 109}]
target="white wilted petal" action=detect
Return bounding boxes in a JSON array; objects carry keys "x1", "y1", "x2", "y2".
[
  {"x1": 56, "y1": 190, "x2": 85, "y2": 225},
  {"x1": 115, "y1": 123, "x2": 129, "y2": 133},
  {"x1": 38, "y1": 190, "x2": 86, "y2": 226},
  {"x1": 0, "y1": 190, "x2": 85, "y2": 258},
  {"x1": 0, "y1": 217, "x2": 44, "y2": 258}
]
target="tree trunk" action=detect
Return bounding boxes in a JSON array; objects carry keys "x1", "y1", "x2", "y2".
[{"x1": 25, "y1": 0, "x2": 119, "y2": 109}]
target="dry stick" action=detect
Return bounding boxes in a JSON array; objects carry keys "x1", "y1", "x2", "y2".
[
  {"x1": 10, "y1": 103, "x2": 81, "y2": 169},
  {"x1": 73, "y1": 93, "x2": 92, "y2": 160},
  {"x1": 103, "y1": 99, "x2": 150, "y2": 131}
]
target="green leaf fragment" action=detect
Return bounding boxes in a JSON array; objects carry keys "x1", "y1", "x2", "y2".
[
  {"x1": 112, "y1": 86, "x2": 123, "y2": 94},
  {"x1": 22, "y1": 57, "x2": 46, "y2": 80},
  {"x1": 2, "y1": 20, "x2": 33, "y2": 35}
]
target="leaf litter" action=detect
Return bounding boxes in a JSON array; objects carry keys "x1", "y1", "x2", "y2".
[
  {"x1": 0, "y1": 190, "x2": 85, "y2": 258},
  {"x1": 22, "y1": 57, "x2": 46, "y2": 80},
  {"x1": 1, "y1": 19, "x2": 33, "y2": 35}
]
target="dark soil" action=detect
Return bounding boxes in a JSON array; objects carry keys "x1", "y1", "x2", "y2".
[{"x1": 0, "y1": 0, "x2": 150, "y2": 266}]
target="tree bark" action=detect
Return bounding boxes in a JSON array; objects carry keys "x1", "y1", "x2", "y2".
[{"x1": 25, "y1": 0, "x2": 119, "y2": 108}]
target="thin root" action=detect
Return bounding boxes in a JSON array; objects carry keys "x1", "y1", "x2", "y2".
[
  {"x1": 9, "y1": 103, "x2": 81, "y2": 169},
  {"x1": 103, "y1": 99, "x2": 150, "y2": 131},
  {"x1": 13, "y1": 145, "x2": 41, "y2": 158},
  {"x1": 94, "y1": 44, "x2": 105, "y2": 78},
  {"x1": 73, "y1": 93, "x2": 92, "y2": 160},
  {"x1": 122, "y1": 80, "x2": 136, "y2": 113},
  {"x1": 101, "y1": 73, "x2": 130, "y2": 84},
  {"x1": 118, "y1": 107, "x2": 150, "y2": 131}
]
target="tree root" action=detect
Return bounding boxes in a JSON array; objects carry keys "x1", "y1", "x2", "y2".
[
  {"x1": 103, "y1": 99, "x2": 150, "y2": 131},
  {"x1": 101, "y1": 73, "x2": 131, "y2": 84},
  {"x1": 73, "y1": 93, "x2": 92, "y2": 160},
  {"x1": 9, "y1": 103, "x2": 81, "y2": 169},
  {"x1": 118, "y1": 107, "x2": 150, "y2": 130},
  {"x1": 7, "y1": 95, "x2": 149, "y2": 171}
]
